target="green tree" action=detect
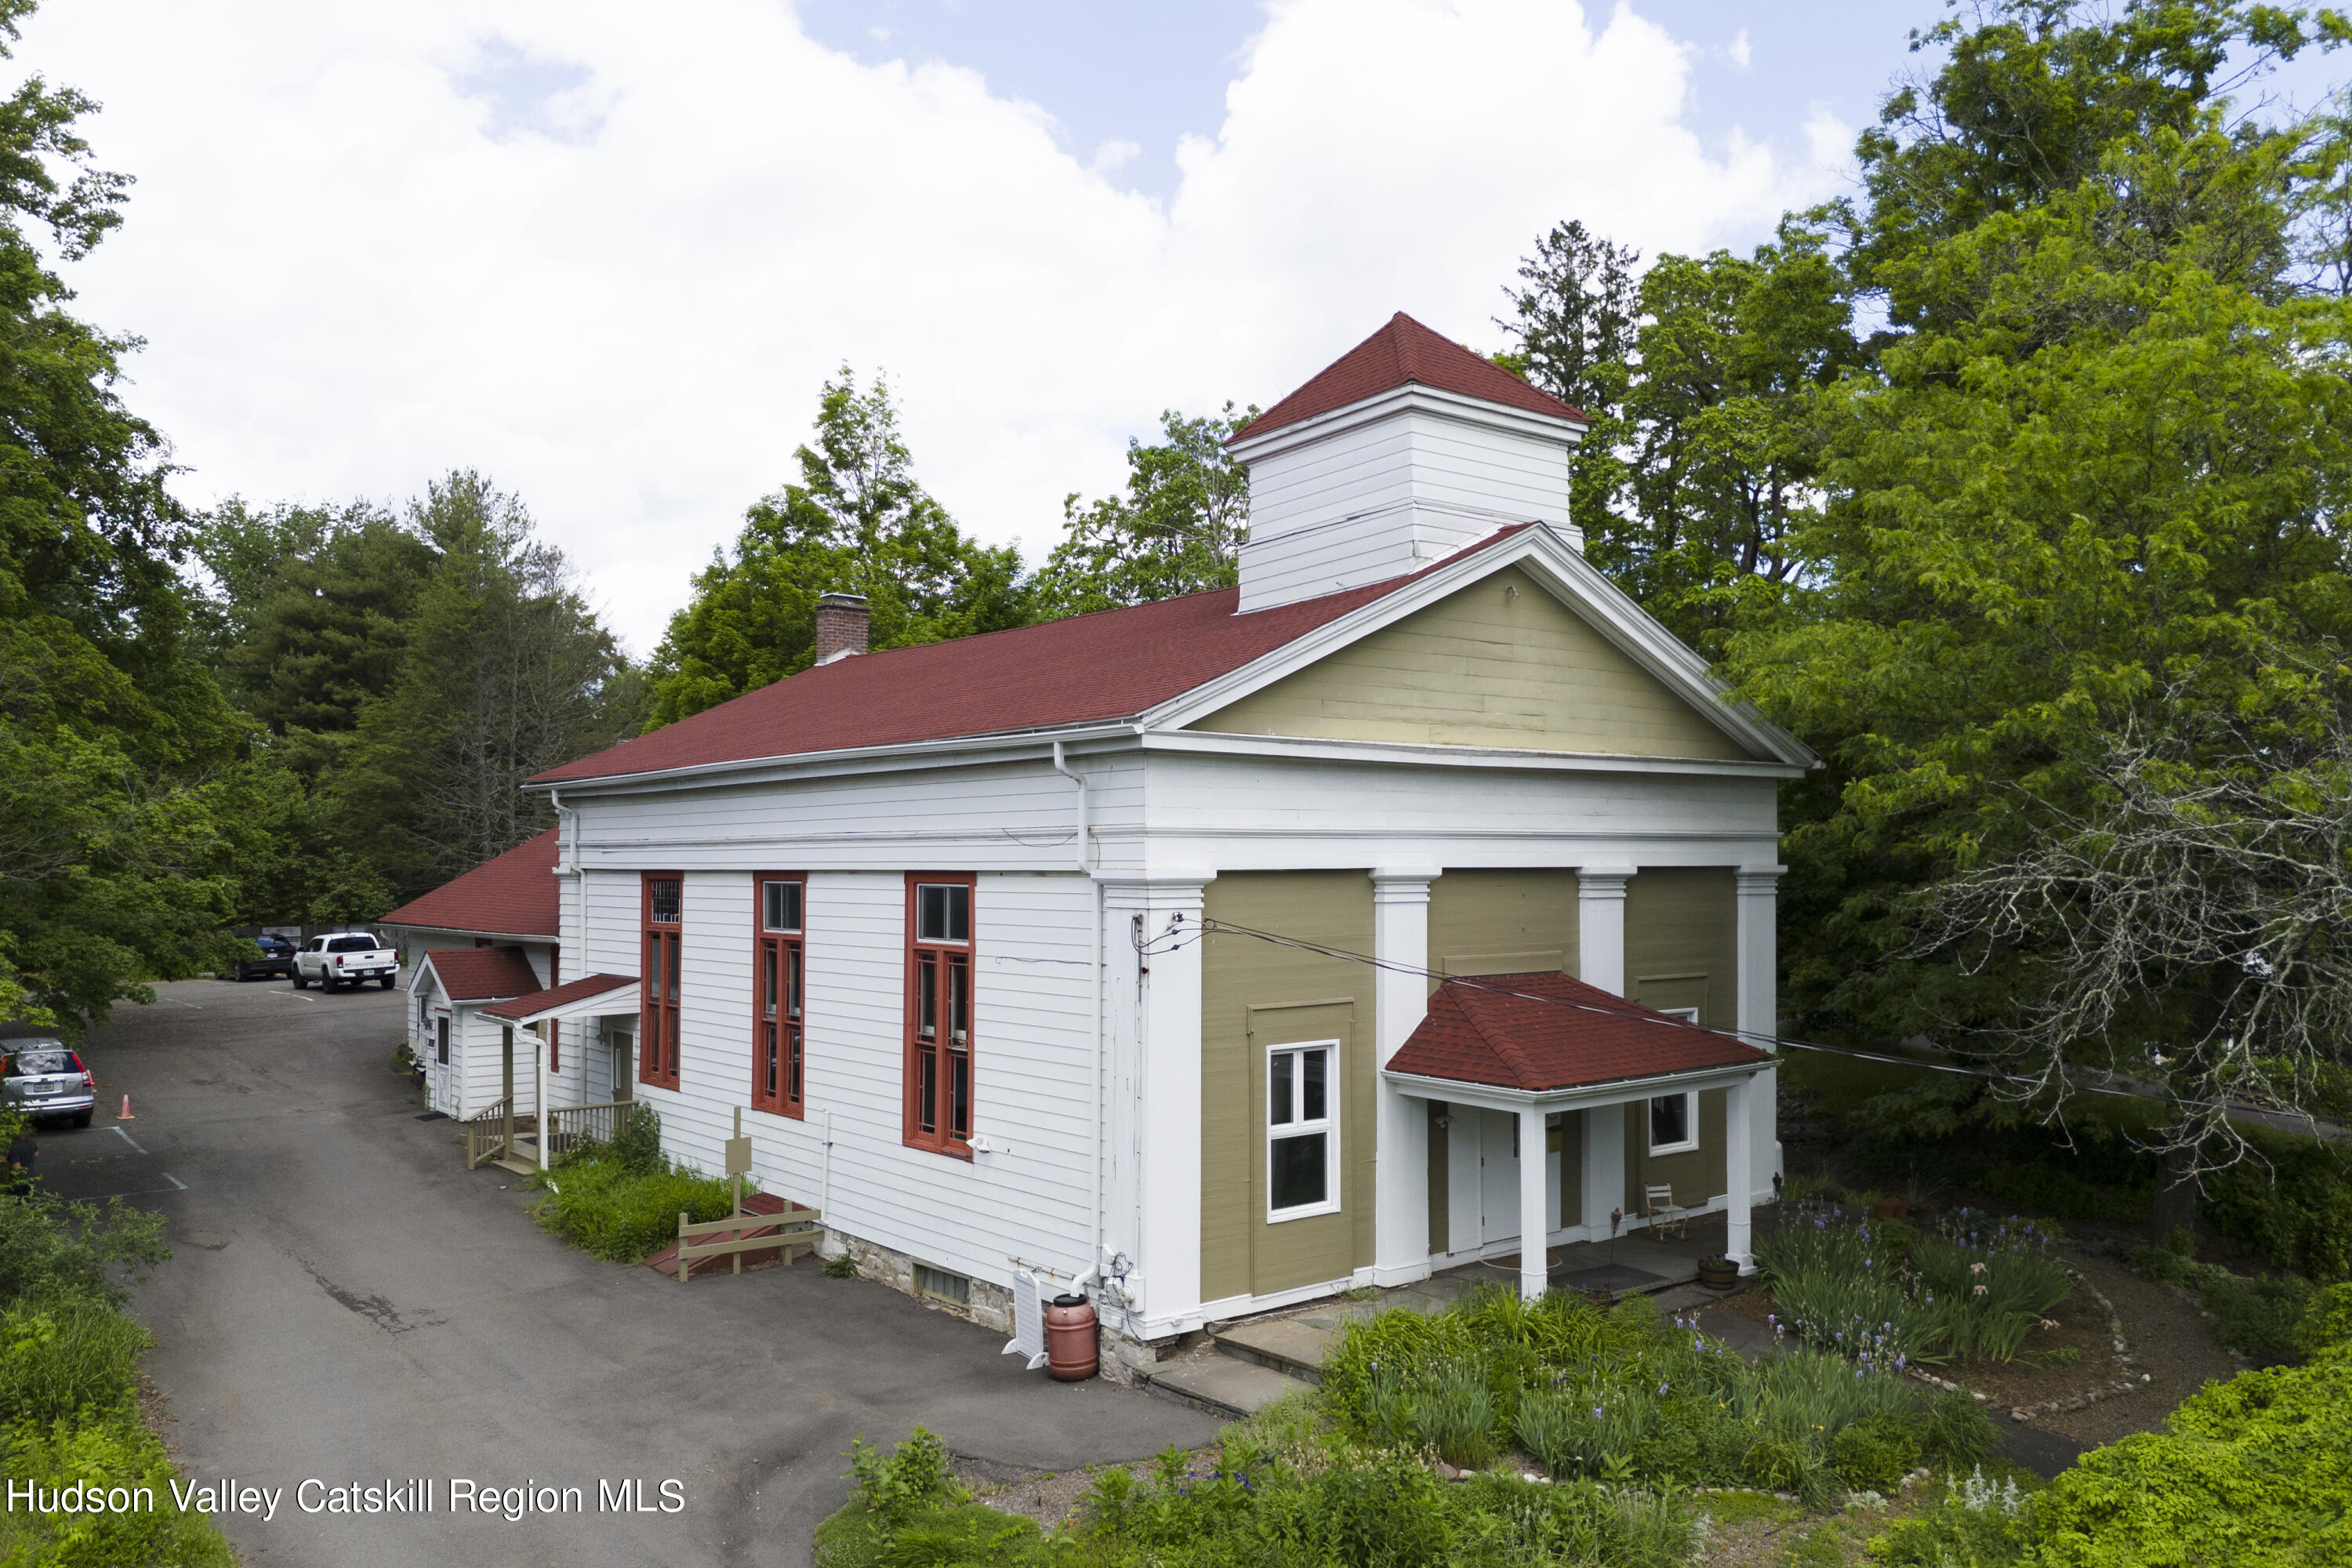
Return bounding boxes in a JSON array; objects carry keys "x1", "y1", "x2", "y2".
[
  {"x1": 1033, "y1": 404, "x2": 1254, "y2": 618},
  {"x1": 1719, "y1": 5, "x2": 2352, "y2": 1207},
  {"x1": 343, "y1": 473, "x2": 637, "y2": 895},
  {"x1": 0, "y1": 0, "x2": 249, "y2": 1035},
  {"x1": 642, "y1": 368, "x2": 1028, "y2": 728},
  {"x1": 1498, "y1": 222, "x2": 1859, "y2": 655},
  {"x1": 190, "y1": 499, "x2": 434, "y2": 735}
]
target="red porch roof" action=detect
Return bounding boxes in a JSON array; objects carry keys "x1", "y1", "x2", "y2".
[
  {"x1": 416, "y1": 946, "x2": 545, "y2": 1005},
  {"x1": 1232, "y1": 312, "x2": 1588, "y2": 442},
  {"x1": 380, "y1": 829, "x2": 561, "y2": 939},
  {"x1": 1387, "y1": 971, "x2": 1767, "y2": 1094},
  {"x1": 485, "y1": 973, "x2": 639, "y2": 1023}
]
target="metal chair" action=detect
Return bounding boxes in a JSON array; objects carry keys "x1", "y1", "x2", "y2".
[{"x1": 1642, "y1": 1183, "x2": 1690, "y2": 1240}]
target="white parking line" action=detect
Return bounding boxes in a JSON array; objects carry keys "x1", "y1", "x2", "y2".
[
  {"x1": 111, "y1": 1125, "x2": 149, "y2": 1155},
  {"x1": 163, "y1": 1173, "x2": 187, "y2": 1190}
]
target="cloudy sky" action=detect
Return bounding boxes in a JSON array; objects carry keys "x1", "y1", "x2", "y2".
[{"x1": 20, "y1": 1, "x2": 2307, "y2": 652}]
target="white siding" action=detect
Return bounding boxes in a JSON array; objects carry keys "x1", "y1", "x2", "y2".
[
  {"x1": 582, "y1": 860, "x2": 1100, "y2": 1294},
  {"x1": 1237, "y1": 408, "x2": 1577, "y2": 611},
  {"x1": 1112, "y1": 748, "x2": 1782, "y2": 874},
  {"x1": 573, "y1": 760, "x2": 1087, "y2": 874}
]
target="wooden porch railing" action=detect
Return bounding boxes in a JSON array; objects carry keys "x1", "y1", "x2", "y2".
[
  {"x1": 543, "y1": 1099, "x2": 633, "y2": 1159},
  {"x1": 465, "y1": 1098, "x2": 511, "y2": 1170}
]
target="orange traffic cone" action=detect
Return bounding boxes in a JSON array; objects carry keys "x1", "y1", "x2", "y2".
[{"x1": 117, "y1": 1095, "x2": 134, "y2": 1120}]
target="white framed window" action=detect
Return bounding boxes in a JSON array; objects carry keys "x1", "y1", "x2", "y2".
[
  {"x1": 1657, "y1": 1006, "x2": 1700, "y2": 1024},
  {"x1": 1266, "y1": 1040, "x2": 1341, "y2": 1221},
  {"x1": 1648, "y1": 1090, "x2": 1697, "y2": 1156}
]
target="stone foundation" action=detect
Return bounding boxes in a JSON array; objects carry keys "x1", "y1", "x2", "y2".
[
  {"x1": 1095, "y1": 1321, "x2": 1192, "y2": 1387},
  {"x1": 830, "y1": 1229, "x2": 1014, "y2": 1337}
]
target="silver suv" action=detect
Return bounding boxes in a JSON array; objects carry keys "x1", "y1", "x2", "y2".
[{"x1": 2, "y1": 1041, "x2": 95, "y2": 1127}]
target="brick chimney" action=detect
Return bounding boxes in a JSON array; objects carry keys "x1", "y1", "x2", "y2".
[{"x1": 813, "y1": 592, "x2": 870, "y2": 665}]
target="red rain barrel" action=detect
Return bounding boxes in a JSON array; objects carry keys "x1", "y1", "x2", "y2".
[{"x1": 1045, "y1": 1293, "x2": 1098, "y2": 1381}]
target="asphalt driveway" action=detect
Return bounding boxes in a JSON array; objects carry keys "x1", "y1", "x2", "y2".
[{"x1": 67, "y1": 977, "x2": 1215, "y2": 1567}]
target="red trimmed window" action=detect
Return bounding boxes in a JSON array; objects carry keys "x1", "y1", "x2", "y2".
[
  {"x1": 641, "y1": 874, "x2": 682, "y2": 1090},
  {"x1": 904, "y1": 874, "x2": 975, "y2": 1156},
  {"x1": 753, "y1": 875, "x2": 805, "y2": 1117}
]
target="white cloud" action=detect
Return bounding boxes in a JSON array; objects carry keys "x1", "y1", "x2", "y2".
[
  {"x1": 24, "y1": 0, "x2": 1846, "y2": 652},
  {"x1": 1091, "y1": 138, "x2": 1143, "y2": 174},
  {"x1": 1729, "y1": 29, "x2": 1752, "y2": 70}
]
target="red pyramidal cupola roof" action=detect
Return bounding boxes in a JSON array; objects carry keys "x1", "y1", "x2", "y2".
[{"x1": 1233, "y1": 312, "x2": 1588, "y2": 442}]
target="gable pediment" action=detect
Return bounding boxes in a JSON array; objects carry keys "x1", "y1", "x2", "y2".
[{"x1": 1185, "y1": 565, "x2": 1754, "y2": 761}]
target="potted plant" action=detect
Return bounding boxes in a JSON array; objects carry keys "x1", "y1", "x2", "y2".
[{"x1": 1695, "y1": 1254, "x2": 1740, "y2": 1289}]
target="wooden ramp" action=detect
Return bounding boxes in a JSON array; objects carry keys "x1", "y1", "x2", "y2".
[{"x1": 642, "y1": 1193, "x2": 818, "y2": 1280}]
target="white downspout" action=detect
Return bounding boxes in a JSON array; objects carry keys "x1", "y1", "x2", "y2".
[{"x1": 1051, "y1": 741, "x2": 1107, "y2": 1299}]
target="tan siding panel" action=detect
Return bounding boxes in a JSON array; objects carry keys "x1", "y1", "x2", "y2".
[
  {"x1": 1191, "y1": 567, "x2": 1751, "y2": 760},
  {"x1": 1200, "y1": 871, "x2": 1377, "y2": 1299},
  {"x1": 1427, "y1": 869, "x2": 1581, "y2": 989},
  {"x1": 1624, "y1": 867, "x2": 1738, "y2": 1207}
]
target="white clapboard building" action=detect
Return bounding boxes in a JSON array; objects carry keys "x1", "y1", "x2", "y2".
[{"x1": 405, "y1": 314, "x2": 1815, "y2": 1373}]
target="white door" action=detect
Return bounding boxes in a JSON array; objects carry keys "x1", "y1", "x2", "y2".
[
  {"x1": 1477, "y1": 1110, "x2": 1567, "y2": 1250},
  {"x1": 1479, "y1": 1109, "x2": 1519, "y2": 1247}
]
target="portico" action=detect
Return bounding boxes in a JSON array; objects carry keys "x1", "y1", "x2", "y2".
[{"x1": 1380, "y1": 968, "x2": 1771, "y2": 1301}]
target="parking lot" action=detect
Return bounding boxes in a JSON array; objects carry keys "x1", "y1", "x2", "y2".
[{"x1": 69, "y1": 976, "x2": 1214, "y2": 1567}]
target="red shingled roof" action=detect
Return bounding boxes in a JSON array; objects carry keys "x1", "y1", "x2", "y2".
[
  {"x1": 1388, "y1": 971, "x2": 1767, "y2": 1092},
  {"x1": 1233, "y1": 313, "x2": 1588, "y2": 443},
  {"x1": 485, "y1": 973, "x2": 639, "y2": 1022},
  {"x1": 531, "y1": 525, "x2": 1534, "y2": 786},
  {"x1": 380, "y1": 829, "x2": 561, "y2": 938},
  {"x1": 416, "y1": 946, "x2": 545, "y2": 1004}
]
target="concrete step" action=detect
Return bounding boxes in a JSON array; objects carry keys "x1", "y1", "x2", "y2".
[
  {"x1": 1145, "y1": 1356, "x2": 1316, "y2": 1421},
  {"x1": 1210, "y1": 1316, "x2": 1335, "y2": 1383},
  {"x1": 488, "y1": 1156, "x2": 538, "y2": 1178}
]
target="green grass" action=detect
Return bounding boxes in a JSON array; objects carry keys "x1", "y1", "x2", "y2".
[{"x1": 533, "y1": 1156, "x2": 735, "y2": 1262}]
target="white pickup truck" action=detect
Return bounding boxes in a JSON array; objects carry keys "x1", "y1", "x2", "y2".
[{"x1": 294, "y1": 931, "x2": 400, "y2": 992}]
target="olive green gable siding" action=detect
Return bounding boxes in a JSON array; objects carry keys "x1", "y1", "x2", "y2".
[
  {"x1": 1200, "y1": 872, "x2": 1377, "y2": 1301},
  {"x1": 1187, "y1": 566, "x2": 1751, "y2": 760}
]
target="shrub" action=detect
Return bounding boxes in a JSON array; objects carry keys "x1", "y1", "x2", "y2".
[
  {"x1": 534, "y1": 1134, "x2": 735, "y2": 1263},
  {"x1": 1831, "y1": 1416, "x2": 1920, "y2": 1493},
  {"x1": 0, "y1": 1414, "x2": 238, "y2": 1568},
  {"x1": 554, "y1": 1102, "x2": 664, "y2": 1177},
  {"x1": 2028, "y1": 1308, "x2": 2352, "y2": 1566},
  {"x1": 1402, "y1": 1360, "x2": 1492, "y2": 1468},
  {"x1": 1866, "y1": 1466, "x2": 2031, "y2": 1566},
  {"x1": 0, "y1": 1192, "x2": 170, "y2": 1311},
  {"x1": 1915, "y1": 1389, "x2": 1998, "y2": 1468},
  {"x1": 2127, "y1": 1243, "x2": 2316, "y2": 1366},
  {"x1": 1323, "y1": 1282, "x2": 1929, "y2": 1499},
  {"x1": 1760, "y1": 1204, "x2": 2071, "y2": 1366},
  {"x1": 0, "y1": 1306, "x2": 150, "y2": 1425},
  {"x1": 847, "y1": 1427, "x2": 962, "y2": 1526},
  {"x1": 2201, "y1": 1130, "x2": 2352, "y2": 1283}
]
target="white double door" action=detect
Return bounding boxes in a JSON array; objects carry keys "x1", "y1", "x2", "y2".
[{"x1": 1475, "y1": 1107, "x2": 1561, "y2": 1249}]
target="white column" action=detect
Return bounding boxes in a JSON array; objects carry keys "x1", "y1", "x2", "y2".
[
  {"x1": 1518, "y1": 1103, "x2": 1548, "y2": 1300},
  {"x1": 1583, "y1": 1099, "x2": 1625, "y2": 1240},
  {"x1": 535, "y1": 1021, "x2": 549, "y2": 1171},
  {"x1": 1102, "y1": 877, "x2": 1210, "y2": 1333},
  {"x1": 1735, "y1": 867, "x2": 1783, "y2": 1047},
  {"x1": 1725, "y1": 1073, "x2": 1755, "y2": 1272},
  {"x1": 1577, "y1": 867, "x2": 1635, "y2": 996},
  {"x1": 1737, "y1": 866, "x2": 1786, "y2": 1204},
  {"x1": 1372, "y1": 869, "x2": 1436, "y2": 1285}
]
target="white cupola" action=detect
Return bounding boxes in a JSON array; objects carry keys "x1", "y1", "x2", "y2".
[{"x1": 1228, "y1": 312, "x2": 1590, "y2": 612}]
